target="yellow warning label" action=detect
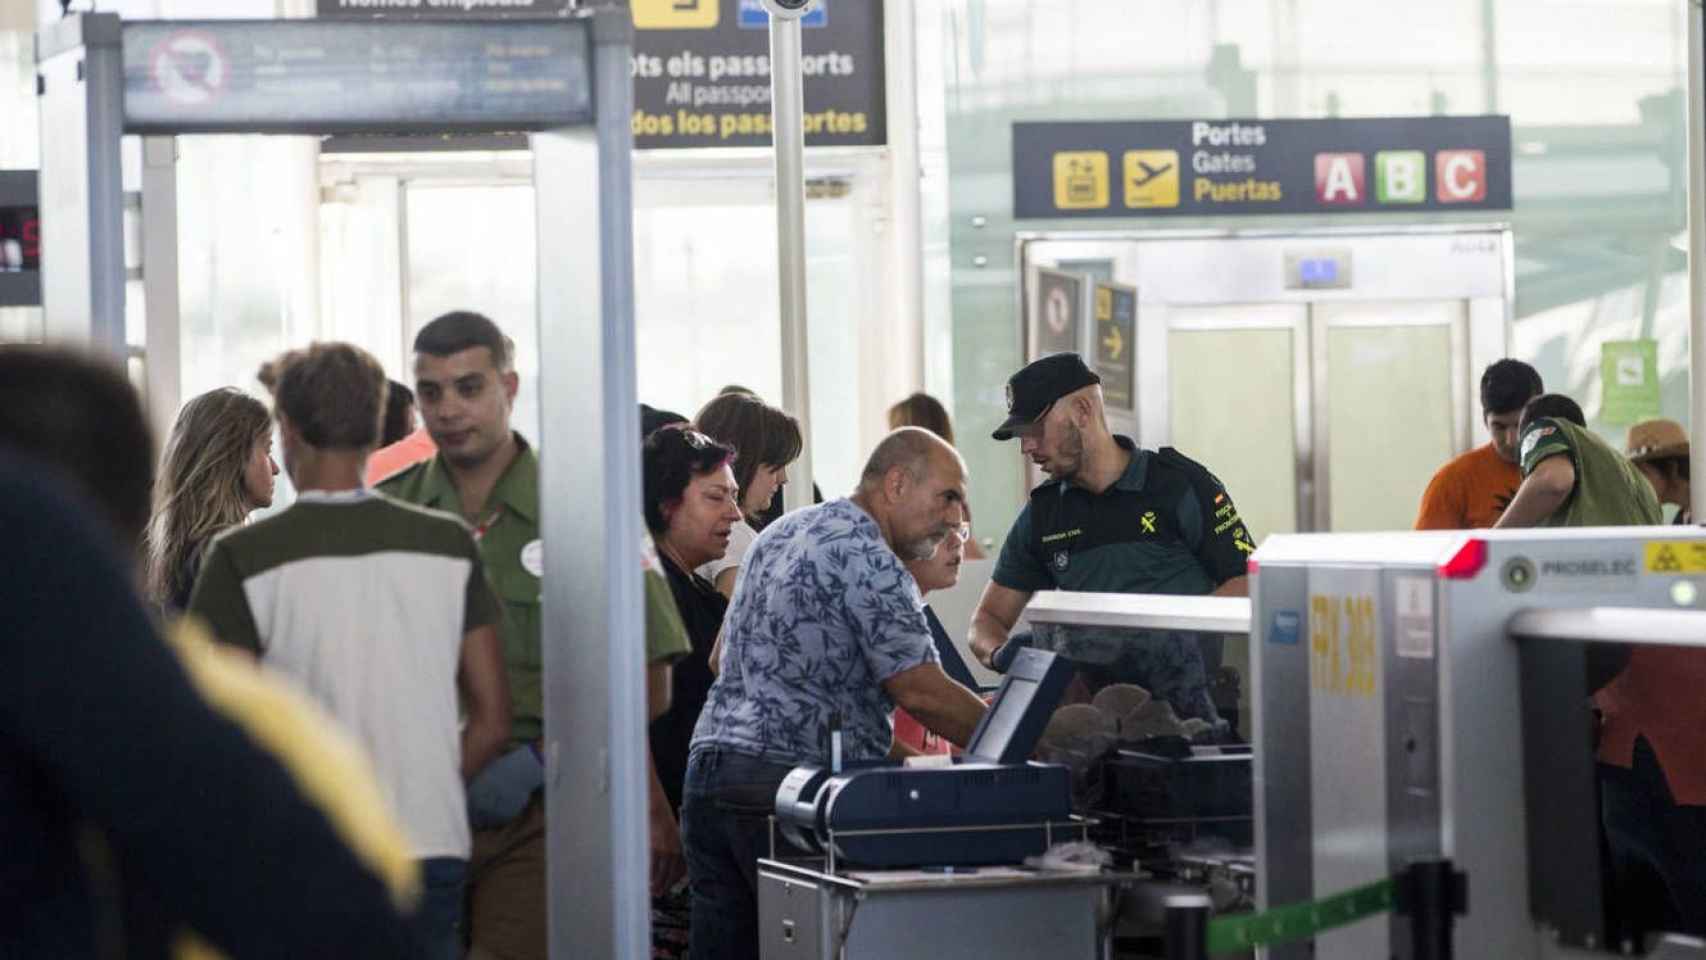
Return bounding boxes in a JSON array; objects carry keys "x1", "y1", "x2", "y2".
[
  {"x1": 1123, "y1": 149, "x2": 1180, "y2": 209},
  {"x1": 633, "y1": 0, "x2": 720, "y2": 30},
  {"x1": 1053, "y1": 151, "x2": 1110, "y2": 210},
  {"x1": 1644, "y1": 541, "x2": 1706, "y2": 574}
]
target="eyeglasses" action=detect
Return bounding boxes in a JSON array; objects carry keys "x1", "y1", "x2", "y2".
[{"x1": 669, "y1": 426, "x2": 715, "y2": 450}]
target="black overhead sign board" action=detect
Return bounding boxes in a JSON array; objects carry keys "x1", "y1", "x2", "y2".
[
  {"x1": 318, "y1": 0, "x2": 573, "y2": 15},
  {"x1": 627, "y1": 0, "x2": 885, "y2": 149},
  {"x1": 318, "y1": 0, "x2": 886, "y2": 150},
  {"x1": 1013, "y1": 116, "x2": 1512, "y2": 219},
  {"x1": 124, "y1": 19, "x2": 591, "y2": 133}
]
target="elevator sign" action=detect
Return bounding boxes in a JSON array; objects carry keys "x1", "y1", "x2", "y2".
[{"x1": 1012, "y1": 116, "x2": 1511, "y2": 219}]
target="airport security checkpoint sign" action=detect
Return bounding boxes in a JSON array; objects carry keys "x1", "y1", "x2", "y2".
[
  {"x1": 316, "y1": 0, "x2": 885, "y2": 149},
  {"x1": 1012, "y1": 116, "x2": 1512, "y2": 219}
]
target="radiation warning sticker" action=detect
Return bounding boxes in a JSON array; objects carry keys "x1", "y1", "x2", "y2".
[{"x1": 1645, "y1": 541, "x2": 1706, "y2": 574}]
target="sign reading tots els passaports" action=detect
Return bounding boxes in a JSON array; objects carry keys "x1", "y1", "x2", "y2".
[
  {"x1": 316, "y1": 0, "x2": 885, "y2": 150},
  {"x1": 629, "y1": 0, "x2": 885, "y2": 149},
  {"x1": 1012, "y1": 116, "x2": 1511, "y2": 219}
]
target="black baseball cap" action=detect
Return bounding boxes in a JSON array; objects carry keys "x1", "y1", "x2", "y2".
[{"x1": 992, "y1": 353, "x2": 1101, "y2": 441}]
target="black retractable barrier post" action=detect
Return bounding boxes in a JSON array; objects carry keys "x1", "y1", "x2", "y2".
[
  {"x1": 1397, "y1": 859, "x2": 1469, "y2": 960},
  {"x1": 1164, "y1": 894, "x2": 1212, "y2": 960}
]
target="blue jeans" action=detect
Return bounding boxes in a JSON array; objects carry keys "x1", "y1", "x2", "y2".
[
  {"x1": 1600, "y1": 738, "x2": 1706, "y2": 939},
  {"x1": 413, "y1": 857, "x2": 467, "y2": 960},
  {"x1": 680, "y1": 746, "x2": 797, "y2": 960}
]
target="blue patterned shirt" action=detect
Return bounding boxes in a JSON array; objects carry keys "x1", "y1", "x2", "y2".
[{"x1": 690, "y1": 498, "x2": 938, "y2": 767}]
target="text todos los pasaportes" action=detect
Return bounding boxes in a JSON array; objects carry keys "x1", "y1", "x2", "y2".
[{"x1": 630, "y1": 48, "x2": 868, "y2": 142}]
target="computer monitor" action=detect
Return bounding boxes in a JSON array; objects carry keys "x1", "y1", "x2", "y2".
[{"x1": 964, "y1": 647, "x2": 1073, "y2": 764}]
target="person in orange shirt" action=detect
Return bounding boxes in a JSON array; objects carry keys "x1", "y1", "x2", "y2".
[
  {"x1": 1414, "y1": 359, "x2": 1543, "y2": 529},
  {"x1": 367, "y1": 379, "x2": 437, "y2": 487}
]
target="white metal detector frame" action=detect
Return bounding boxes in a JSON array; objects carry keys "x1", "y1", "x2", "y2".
[{"x1": 35, "y1": 11, "x2": 650, "y2": 957}]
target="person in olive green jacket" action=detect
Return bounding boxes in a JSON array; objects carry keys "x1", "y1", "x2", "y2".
[{"x1": 1495, "y1": 393, "x2": 1661, "y2": 529}]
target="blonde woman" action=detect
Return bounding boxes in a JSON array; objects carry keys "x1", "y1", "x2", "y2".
[{"x1": 144, "y1": 387, "x2": 278, "y2": 614}]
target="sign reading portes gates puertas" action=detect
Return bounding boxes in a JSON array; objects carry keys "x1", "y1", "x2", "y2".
[
  {"x1": 317, "y1": 0, "x2": 886, "y2": 149},
  {"x1": 1012, "y1": 116, "x2": 1511, "y2": 219}
]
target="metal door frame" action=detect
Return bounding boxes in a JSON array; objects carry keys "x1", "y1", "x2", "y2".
[
  {"x1": 36, "y1": 13, "x2": 648, "y2": 956},
  {"x1": 1016, "y1": 225, "x2": 1513, "y2": 533}
]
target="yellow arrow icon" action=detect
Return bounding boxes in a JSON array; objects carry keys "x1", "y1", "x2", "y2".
[{"x1": 1102, "y1": 323, "x2": 1125, "y2": 361}]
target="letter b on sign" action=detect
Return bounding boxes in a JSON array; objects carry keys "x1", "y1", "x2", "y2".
[
  {"x1": 1435, "y1": 150, "x2": 1487, "y2": 203},
  {"x1": 1375, "y1": 151, "x2": 1425, "y2": 204}
]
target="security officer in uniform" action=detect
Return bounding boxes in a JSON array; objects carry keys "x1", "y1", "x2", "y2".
[{"x1": 968, "y1": 353, "x2": 1254, "y2": 722}]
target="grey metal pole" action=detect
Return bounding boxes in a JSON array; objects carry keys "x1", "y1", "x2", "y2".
[
  {"x1": 770, "y1": 7, "x2": 815, "y2": 512},
  {"x1": 1689, "y1": 2, "x2": 1706, "y2": 524},
  {"x1": 535, "y1": 8, "x2": 647, "y2": 959}
]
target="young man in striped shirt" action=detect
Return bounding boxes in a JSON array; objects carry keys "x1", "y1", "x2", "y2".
[{"x1": 190, "y1": 342, "x2": 511, "y2": 958}]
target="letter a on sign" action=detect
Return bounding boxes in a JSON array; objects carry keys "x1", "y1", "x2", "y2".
[{"x1": 1314, "y1": 153, "x2": 1365, "y2": 206}]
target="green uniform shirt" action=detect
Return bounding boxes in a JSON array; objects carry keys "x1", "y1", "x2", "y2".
[
  {"x1": 993, "y1": 436, "x2": 1254, "y2": 595},
  {"x1": 643, "y1": 531, "x2": 691, "y2": 666},
  {"x1": 378, "y1": 435, "x2": 692, "y2": 745},
  {"x1": 1519, "y1": 417, "x2": 1662, "y2": 527},
  {"x1": 379, "y1": 435, "x2": 546, "y2": 746}
]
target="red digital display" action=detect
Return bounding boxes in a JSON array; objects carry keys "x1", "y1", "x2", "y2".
[{"x1": 0, "y1": 206, "x2": 39, "y2": 270}]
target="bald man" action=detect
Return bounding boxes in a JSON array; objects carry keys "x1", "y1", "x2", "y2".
[
  {"x1": 970, "y1": 353, "x2": 1254, "y2": 723},
  {"x1": 682, "y1": 428, "x2": 989, "y2": 960}
]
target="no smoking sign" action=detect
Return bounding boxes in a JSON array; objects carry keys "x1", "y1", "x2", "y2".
[{"x1": 150, "y1": 31, "x2": 227, "y2": 106}]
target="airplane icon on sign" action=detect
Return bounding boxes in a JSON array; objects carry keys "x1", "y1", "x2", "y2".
[{"x1": 1130, "y1": 158, "x2": 1173, "y2": 187}]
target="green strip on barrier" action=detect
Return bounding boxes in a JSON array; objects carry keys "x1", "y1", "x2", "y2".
[{"x1": 1206, "y1": 877, "x2": 1395, "y2": 954}]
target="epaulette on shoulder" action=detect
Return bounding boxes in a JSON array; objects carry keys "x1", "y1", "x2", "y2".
[
  {"x1": 373, "y1": 459, "x2": 428, "y2": 492},
  {"x1": 1154, "y1": 446, "x2": 1226, "y2": 489}
]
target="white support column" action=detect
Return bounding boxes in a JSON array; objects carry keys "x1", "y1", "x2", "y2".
[
  {"x1": 141, "y1": 136, "x2": 181, "y2": 447},
  {"x1": 770, "y1": 7, "x2": 814, "y2": 512},
  {"x1": 534, "y1": 8, "x2": 647, "y2": 959},
  {"x1": 884, "y1": 0, "x2": 925, "y2": 392},
  {"x1": 1689, "y1": 4, "x2": 1706, "y2": 524}
]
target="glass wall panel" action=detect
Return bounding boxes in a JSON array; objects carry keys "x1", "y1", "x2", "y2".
[
  {"x1": 393, "y1": 169, "x2": 874, "y2": 499},
  {"x1": 404, "y1": 182, "x2": 541, "y2": 446},
  {"x1": 1166, "y1": 313, "x2": 1299, "y2": 545},
  {"x1": 1322, "y1": 310, "x2": 1458, "y2": 532}
]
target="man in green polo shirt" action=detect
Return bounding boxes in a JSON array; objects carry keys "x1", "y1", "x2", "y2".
[
  {"x1": 379, "y1": 312, "x2": 691, "y2": 960},
  {"x1": 1495, "y1": 393, "x2": 1661, "y2": 528},
  {"x1": 968, "y1": 353, "x2": 1254, "y2": 723},
  {"x1": 377, "y1": 312, "x2": 547, "y2": 960}
]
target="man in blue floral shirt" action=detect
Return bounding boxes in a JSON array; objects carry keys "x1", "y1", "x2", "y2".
[{"x1": 682, "y1": 428, "x2": 990, "y2": 960}]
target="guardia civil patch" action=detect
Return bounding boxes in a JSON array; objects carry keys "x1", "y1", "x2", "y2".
[
  {"x1": 1052, "y1": 550, "x2": 1070, "y2": 572},
  {"x1": 1521, "y1": 425, "x2": 1556, "y2": 460}
]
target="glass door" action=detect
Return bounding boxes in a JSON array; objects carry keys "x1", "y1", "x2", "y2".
[
  {"x1": 1166, "y1": 304, "x2": 1307, "y2": 545},
  {"x1": 1313, "y1": 300, "x2": 1468, "y2": 532}
]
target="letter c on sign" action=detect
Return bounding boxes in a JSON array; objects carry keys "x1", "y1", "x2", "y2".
[{"x1": 1435, "y1": 150, "x2": 1486, "y2": 204}]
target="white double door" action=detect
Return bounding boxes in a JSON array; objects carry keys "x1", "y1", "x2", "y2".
[
  {"x1": 1167, "y1": 299, "x2": 1469, "y2": 540},
  {"x1": 1024, "y1": 229, "x2": 1511, "y2": 539}
]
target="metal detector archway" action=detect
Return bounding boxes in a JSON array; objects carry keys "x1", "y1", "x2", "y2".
[{"x1": 36, "y1": 11, "x2": 650, "y2": 956}]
